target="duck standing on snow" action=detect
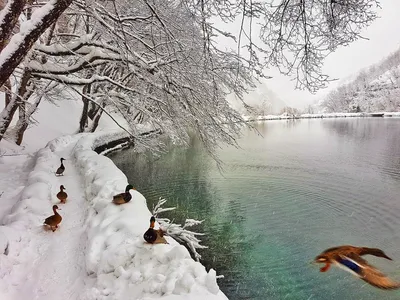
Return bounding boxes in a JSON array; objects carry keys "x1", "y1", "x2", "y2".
[
  {"x1": 112, "y1": 184, "x2": 135, "y2": 205},
  {"x1": 143, "y1": 216, "x2": 168, "y2": 244},
  {"x1": 314, "y1": 245, "x2": 400, "y2": 289},
  {"x1": 43, "y1": 205, "x2": 62, "y2": 232},
  {"x1": 57, "y1": 185, "x2": 68, "y2": 203},
  {"x1": 56, "y1": 158, "x2": 66, "y2": 176}
]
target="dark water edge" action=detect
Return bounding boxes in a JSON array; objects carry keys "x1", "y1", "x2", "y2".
[{"x1": 109, "y1": 118, "x2": 400, "y2": 300}]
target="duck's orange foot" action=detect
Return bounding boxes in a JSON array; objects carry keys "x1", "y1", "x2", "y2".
[{"x1": 320, "y1": 262, "x2": 331, "y2": 272}]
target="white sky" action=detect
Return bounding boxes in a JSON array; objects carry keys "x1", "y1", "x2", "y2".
[{"x1": 266, "y1": 1, "x2": 400, "y2": 109}]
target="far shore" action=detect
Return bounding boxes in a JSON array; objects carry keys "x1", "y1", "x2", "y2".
[{"x1": 243, "y1": 112, "x2": 400, "y2": 122}]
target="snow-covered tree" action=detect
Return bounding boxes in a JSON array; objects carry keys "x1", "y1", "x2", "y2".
[
  {"x1": 320, "y1": 47, "x2": 400, "y2": 113},
  {"x1": 0, "y1": 0, "x2": 382, "y2": 151}
]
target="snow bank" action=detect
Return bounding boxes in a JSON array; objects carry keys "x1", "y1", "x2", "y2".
[
  {"x1": 0, "y1": 130, "x2": 227, "y2": 299},
  {"x1": 70, "y1": 133, "x2": 227, "y2": 299}
]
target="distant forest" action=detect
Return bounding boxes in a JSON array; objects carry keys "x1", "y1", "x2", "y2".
[{"x1": 320, "y1": 47, "x2": 400, "y2": 113}]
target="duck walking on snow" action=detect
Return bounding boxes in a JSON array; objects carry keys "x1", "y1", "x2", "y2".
[
  {"x1": 57, "y1": 185, "x2": 68, "y2": 203},
  {"x1": 143, "y1": 216, "x2": 168, "y2": 244},
  {"x1": 56, "y1": 158, "x2": 66, "y2": 176},
  {"x1": 112, "y1": 184, "x2": 135, "y2": 205},
  {"x1": 314, "y1": 245, "x2": 400, "y2": 289},
  {"x1": 44, "y1": 205, "x2": 62, "y2": 232}
]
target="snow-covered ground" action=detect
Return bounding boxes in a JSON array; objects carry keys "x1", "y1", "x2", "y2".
[{"x1": 0, "y1": 132, "x2": 227, "y2": 299}]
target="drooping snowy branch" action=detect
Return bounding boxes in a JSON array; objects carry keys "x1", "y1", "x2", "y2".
[
  {"x1": 152, "y1": 197, "x2": 176, "y2": 215},
  {"x1": 152, "y1": 197, "x2": 207, "y2": 262},
  {"x1": 0, "y1": 0, "x2": 383, "y2": 151}
]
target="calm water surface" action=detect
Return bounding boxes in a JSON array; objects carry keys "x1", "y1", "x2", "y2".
[{"x1": 109, "y1": 118, "x2": 400, "y2": 300}]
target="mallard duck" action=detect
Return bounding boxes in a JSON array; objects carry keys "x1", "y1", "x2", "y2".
[
  {"x1": 56, "y1": 158, "x2": 66, "y2": 176},
  {"x1": 44, "y1": 205, "x2": 62, "y2": 232},
  {"x1": 112, "y1": 184, "x2": 135, "y2": 205},
  {"x1": 314, "y1": 245, "x2": 400, "y2": 289},
  {"x1": 57, "y1": 185, "x2": 68, "y2": 203},
  {"x1": 143, "y1": 216, "x2": 168, "y2": 244}
]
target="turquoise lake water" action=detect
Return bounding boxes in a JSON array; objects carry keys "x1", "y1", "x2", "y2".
[{"x1": 109, "y1": 118, "x2": 400, "y2": 299}]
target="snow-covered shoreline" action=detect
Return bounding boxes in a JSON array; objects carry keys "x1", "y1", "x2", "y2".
[
  {"x1": 0, "y1": 131, "x2": 228, "y2": 299},
  {"x1": 243, "y1": 111, "x2": 400, "y2": 122}
]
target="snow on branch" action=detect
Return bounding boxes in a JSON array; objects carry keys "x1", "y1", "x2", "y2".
[
  {"x1": 0, "y1": 0, "x2": 74, "y2": 87},
  {"x1": 152, "y1": 197, "x2": 176, "y2": 215},
  {"x1": 34, "y1": 35, "x2": 122, "y2": 57},
  {"x1": 152, "y1": 197, "x2": 207, "y2": 262}
]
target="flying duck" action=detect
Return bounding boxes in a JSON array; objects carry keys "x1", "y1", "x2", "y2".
[{"x1": 314, "y1": 245, "x2": 400, "y2": 289}]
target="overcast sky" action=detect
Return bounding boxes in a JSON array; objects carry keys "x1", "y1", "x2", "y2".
[{"x1": 267, "y1": 1, "x2": 400, "y2": 109}]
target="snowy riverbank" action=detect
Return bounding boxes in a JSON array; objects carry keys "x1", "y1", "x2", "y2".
[
  {"x1": 243, "y1": 111, "x2": 400, "y2": 122},
  {"x1": 0, "y1": 131, "x2": 227, "y2": 299}
]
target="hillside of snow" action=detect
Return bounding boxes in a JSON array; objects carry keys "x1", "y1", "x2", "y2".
[{"x1": 320, "y1": 48, "x2": 400, "y2": 113}]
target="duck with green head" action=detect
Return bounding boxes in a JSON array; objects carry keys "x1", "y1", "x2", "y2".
[
  {"x1": 112, "y1": 184, "x2": 135, "y2": 205},
  {"x1": 143, "y1": 216, "x2": 168, "y2": 244},
  {"x1": 314, "y1": 245, "x2": 400, "y2": 289}
]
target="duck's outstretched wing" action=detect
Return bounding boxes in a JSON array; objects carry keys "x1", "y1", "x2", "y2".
[
  {"x1": 360, "y1": 264, "x2": 400, "y2": 289},
  {"x1": 337, "y1": 255, "x2": 400, "y2": 290}
]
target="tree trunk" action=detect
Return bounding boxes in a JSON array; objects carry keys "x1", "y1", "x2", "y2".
[
  {"x1": 0, "y1": 71, "x2": 32, "y2": 141},
  {"x1": 0, "y1": 70, "x2": 31, "y2": 141},
  {"x1": 87, "y1": 101, "x2": 99, "y2": 120},
  {"x1": 88, "y1": 104, "x2": 104, "y2": 132},
  {"x1": 0, "y1": 0, "x2": 73, "y2": 88},
  {"x1": 0, "y1": 99, "x2": 19, "y2": 140},
  {"x1": 0, "y1": 0, "x2": 27, "y2": 52},
  {"x1": 15, "y1": 121, "x2": 28, "y2": 146},
  {"x1": 4, "y1": 79, "x2": 11, "y2": 107},
  {"x1": 18, "y1": 96, "x2": 25, "y2": 123},
  {"x1": 14, "y1": 94, "x2": 42, "y2": 145},
  {"x1": 79, "y1": 98, "x2": 89, "y2": 132},
  {"x1": 89, "y1": 110, "x2": 103, "y2": 132},
  {"x1": 79, "y1": 85, "x2": 90, "y2": 132}
]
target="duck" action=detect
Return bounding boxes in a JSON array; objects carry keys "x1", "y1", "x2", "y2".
[
  {"x1": 57, "y1": 185, "x2": 68, "y2": 203},
  {"x1": 43, "y1": 205, "x2": 62, "y2": 232},
  {"x1": 314, "y1": 245, "x2": 400, "y2": 289},
  {"x1": 56, "y1": 158, "x2": 66, "y2": 176},
  {"x1": 112, "y1": 184, "x2": 135, "y2": 205},
  {"x1": 143, "y1": 216, "x2": 168, "y2": 244}
]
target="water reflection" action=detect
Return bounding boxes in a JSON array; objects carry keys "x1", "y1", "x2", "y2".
[
  {"x1": 109, "y1": 140, "x2": 257, "y2": 298},
  {"x1": 322, "y1": 118, "x2": 382, "y2": 140},
  {"x1": 110, "y1": 119, "x2": 400, "y2": 300},
  {"x1": 322, "y1": 118, "x2": 400, "y2": 182}
]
